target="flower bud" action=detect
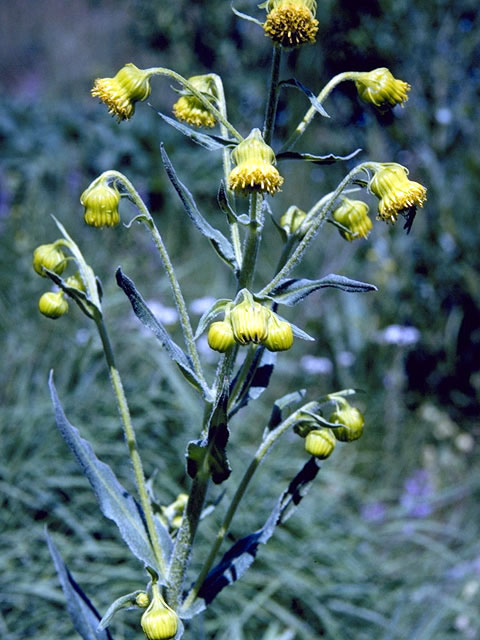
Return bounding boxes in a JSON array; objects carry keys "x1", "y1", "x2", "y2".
[
  {"x1": 91, "y1": 63, "x2": 152, "y2": 121},
  {"x1": 330, "y1": 403, "x2": 364, "y2": 442},
  {"x1": 354, "y1": 68, "x2": 411, "y2": 110},
  {"x1": 280, "y1": 206, "x2": 307, "y2": 236},
  {"x1": 208, "y1": 321, "x2": 236, "y2": 353},
  {"x1": 369, "y1": 163, "x2": 427, "y2": 224},
  {"x1": 332, "y1": 198, "x2": 372, "y2": 241},
  {"x1": 230, "y1": 297, "x2": 270, "y2": 345},
  {"x1": 264, "y1": 313, "x2": 294, "y2": 352},
  {"x1": 65, "y1": 272, "x2": 86, "y2": 291},
  {"x1": 263, "y1": 0, "x2": 319, "y2": 48},
  {"x1": 228, "y1": 129, "x2": 283, "y2": 196},
  {"x1": 136, "y1": 592, "x2": 150, "y2": 608},
  {"x1": 173, "y1": 75, "x2": 217, "y2": 128},
  {"x1": 141, "y1": 585, "x2": 178, "y2": 640},
  {"x1": 81, "y1": 180, "x2": 121, "y2": 228},
  {"x1": 38, "y1": 291, "x2": 69, "y2": 319},
  {"x1": 305, "y1": 429, "x2": 336, "y2": 459},
  {"x1": 33, "y1": 244, "x2": 67, "y2": 277}
]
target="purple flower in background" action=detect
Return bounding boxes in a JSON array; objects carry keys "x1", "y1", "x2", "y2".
[
  {"x1": 300, "y1": 355, "x2": 333, "y2": 375},
  {"x1": 361, "y1": 501, "x2": 387, "y2": 523},
  {"x1": 400, "y1": 469, "x2": 434, "y2": 518},
  {"x1": 379, "y1": 324, "x2": 420, "y2": 346}
]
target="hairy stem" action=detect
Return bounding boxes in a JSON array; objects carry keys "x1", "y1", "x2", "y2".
[
  {"x1": 237, "y1": 192, "x2": 262, "y2": 291},
  {"x1": 263, "y1": 46, "x2": 282, "y2": 146}
]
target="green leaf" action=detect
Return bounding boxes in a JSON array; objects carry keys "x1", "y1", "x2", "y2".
[
  {"x1": 49, "y1": 374, "x2": 169, "y2": 575},
  {"x1": 160, "y1": 145, "x2": 238, "y2": 270},
  {"x1": 186, "y1": 384, "x2": 231, "y2": 485},
  {"x1": 116, "y1": 268, "x2": 208, "y2": 397},
  {"x1": 194, "y1": 298, "x2": 232, "y2": 340},
  {"x1": 97, "y1": 591, "x2": 144, "y2": 631},
  {"x1": 276, "y1": 148, "x2": 362, "y2": 164},
  {"x1": 280, "y1": 78, "x2": 330, "y2": 118},
  {"x1": 217, "y1": 181, "x2": 244, "y2": 225},
  {"x1": 46, "y1": 529, "x2": 115, "y2": 640},
  {"x1": 267, "y1": 389, "x2": 307, "y2": 432},
  {"x1": 231, "y1": 2, "x2": 264, "y2": 26},
  {"x1": 153, "y1": 109, "x2": 234, "y2": 150},
  {"x1": 229, "y1": 348, "x2": 276, "y2": 417},
  {"x1": 265, "y1": 274, "x2": 377, "y2": 306}
]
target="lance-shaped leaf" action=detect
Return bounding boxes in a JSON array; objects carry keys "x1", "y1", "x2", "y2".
[
  {"x1": 217, "y1": 181, "x2": 248, "y2": 225},
  {"x1": 160, "y1": 145, "x2": 237, "y2": 270},
  {"x1": 276, "y1": 148, "x2": 362, "y2": 164},
  {"x1": 228, "y1": 348, "x2": 276, "y2": 417},
  {"x1": 266, "y1": 389, "x2": 307, "y2": 432},
  {"x1": 116, "y1": 268, "x2": 207, "y2": 397},
  {"x1": 46, "y1": 529, "x2": 114, "y2": 640},
  {"x1": 231, "y1": 2, "x2": 264, "y2": 26},
  {"x1": 49, "y1": 373, "x2": 168, "y2": 574},
  {"x1": 196, "y1": 457, "x2": 321, "y2": 606},
  {"x1": 186, "y1": 385, "x2": 231, "y2": 485},
  {"x1": 265, "y1": 274, "x2": 377, "y2": 306},
  {"x1": 97, "y1": 591, "x2": 145, "y2": 631},
  {"x1": 153, "y1": 110, "x2": 234, "y2": 151},
  {"x1": 194, "y1": 298, "x2": 232, "y2": 340},
  {"x1": 280, "y1": 78, "x2": 330, "y2": 118}
]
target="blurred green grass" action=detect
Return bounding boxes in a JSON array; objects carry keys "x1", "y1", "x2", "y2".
[{"x1": 1, "y1": 1, "x2": 480, "y2": 639}]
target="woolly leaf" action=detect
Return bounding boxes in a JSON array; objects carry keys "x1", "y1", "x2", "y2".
[
  {"x1": 97, "y1": 591, "x2": 144, "y2": 631},
  {"x1": 194, "y1": 298, "x2": 232, "y2": 340},
  {"x1": 229, "y1": 348, "x2": 276, "y2": 417},
  {"x1": 266, "y1": 274, "x2": 377, "y2": 306},
  {"x1": 276, "y1": 149, "x2": 362, "y2": 164},
  {"x1": 267, "y1": 389, "x2": 307, "y2": 432},
  {"x1": 153, "y1": 109, "x2": 234, "y2": 150},
  {"x1": 280, "y1": 78, "x2": 330, "y2": 118}
]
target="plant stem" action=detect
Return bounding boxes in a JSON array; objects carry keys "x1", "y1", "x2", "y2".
[
  {"x1": 238, "y1": 192, "x2": 261, "y2": 291},
  {"x1": 257, "y1": 163, "x2": 373, "y2": 297},
  {"x1": 263, "y1": 46, "x2": 282, "y2": 146},
  {"x1": 281, "y1": 71, "x2": 362, "y2": 151},
  {"x1": 95, "y1": 315, "x2": 166, "y2": 576}
]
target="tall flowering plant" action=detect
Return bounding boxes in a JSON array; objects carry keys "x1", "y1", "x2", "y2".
[{"x1": 34, "y1": 3, "x2": 426, "y2": 638}]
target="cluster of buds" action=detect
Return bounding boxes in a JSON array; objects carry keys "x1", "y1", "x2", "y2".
[
  {"x1": 263, "y1": 0, "x2": 319, "y2": 48},
  {"x1": 228, "y1": 128, "x2": 283, "y2": 196},
  {"x1": 354, "y1": 68, "x2": 411, "y2": 110},
  {"x1": 80, "y1": 179, "x2": 121, "y2": 228},
  {"x1": 140, "y1": 583, "x2": 178, "y2": 640},
  {"x1": 208, "y1": 292, "x2": 293, "y2": 353},
  {"x1": 91, "y1": 63, "x2": 152, "y2": 121},
  {"x1": 172, "y1": 75, "x2": 218, "y2": 128},
  {"x1": 369, "y1": 163, "x2": 427, "y2": 224},
  {"x1": 332, "y1": 198, "x2": 372, "y2": 241}
]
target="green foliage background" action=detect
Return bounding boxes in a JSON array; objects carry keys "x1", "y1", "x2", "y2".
[{"x1": 1, "y1": 1, "x2": 479, "y2": 638}]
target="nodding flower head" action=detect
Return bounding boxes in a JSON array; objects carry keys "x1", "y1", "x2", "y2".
[
  {"x1": 264, "y1": 313, "x2": 294, "y2": 352},
  {"x1": 173, "y1": 75, "x2": 217, "y2": 128},
  {"x1": 81, "y1": 180, "x2": 121, "y2": 228},
  {"x1": 91, "y1": 63, "x2": 151, "y2": 121},
  {"x1": 304, "y1": 428, "x2": 336, "y2": 459},
  {"x1": 38, "y1": 291, "x2": 69, "y2": 319},
  {"x1": 33, "y1": 243, "x2": 67, "y2": 277},
  {"x1": 355, "y1": 68, "x2": 411, "y2": 110},
  {"x1": 329, "y1": 400, "x2": 365, "y2": 442},
  {"x1": 369, "y1": 163, "x2": 427, "y2": 224},
  {"x1": 263, "y1": 0, "x2": 319, "y2": 48},
  {"x1": 280, "y1": 206, "x2": 307, "y2": 236},
  {"x1": 140, "y1": 584, "x2": 178, "y2": 640},
  {"x1": 230, "y1": 295, "x2": 271, "y2": 345},
  {"x1": 228, "y1": 128, "x2": 283, "y2": 196},
  {"x1": 207, "y1": 320, "x2": 236, "y2": 353},
  {"x1": 332, "y1": 198, "x2": 372, "y2": 241}
]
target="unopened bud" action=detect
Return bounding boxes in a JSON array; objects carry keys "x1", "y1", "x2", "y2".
[
  {"x1": 304, "y1": 428, "x2": 336, "y2": 459},
  {"x1": 141, "y1": 584, "x2": 178, "y2": 640},
  {"x1": 33, "y1": 244, "x2": 67, "y2": 277},
  {"x1": 38, "y1": 291, "x2": 69, "y2": 319}
]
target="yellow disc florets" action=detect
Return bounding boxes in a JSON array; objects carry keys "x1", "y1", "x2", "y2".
[
  {"x1": 329, "y1": 401, "x2": 365, "y2": 442},
  {"x1": 91, "y1": 63, "x2": 152, "y2": 121},
  {"x1": 33, "y1": 243, "x2": 67, "y2": 277},
  {"x1": 228, "y1": 128, "x2": 283, "y2": 196},
  {"x1": 140, "y1": 584, "x2": 178, "y2": 640},
  {"x1": 38, "y1": 291, "x2": 69, "y2": 319},
  {"x1": 332, "y1": 198, "x2": 372, "y2": 241},
  {"x1": 263, "y1": 0, "x2": 319, "y2": 48},
  {"x1": 369, "y1": 163, "x2": 427, "y2": 224},
  {"x1": 354, "y1": 68, "x2": 411, "y2": 110},
  {"x1": 80, "y1": 180, "x2": 121, "y2": 228},
  {"x1": 172, "y1": 75, "x2": 217, "y2": 128},
  {"x1": 304, "y1": 428, "x2": 336, "y2": 459}
]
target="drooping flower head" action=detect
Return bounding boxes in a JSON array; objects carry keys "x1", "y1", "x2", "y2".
[
  {"x1": 38, "y1": 291, "x2": 69, "y2": 319},
  {"x1": 355, "y1": 68, "x2": 411, "y2": 110},
  {"x1": 329, "y1": 399, "x2": 365, "y2": 442},
  {"x1": 33, "y1": 243, "x2": 67, "y2": 277},
  {"x1": 230, "y1": 295, "x2": 271, "y2": 345},
  {"x1": 140, "y1": 584, "x2": 178, "y2": 640},
  {"x1": 80, "y1": 179, "x2": 121, "y2": 228},
  {"x1": 304, "y1": 428, "x2": 336, "y2": 459},
  {"x1": 369, "y1": 163, "x2": 427, "y2": 224},
  {"x1": 173, "y1": 75, "x2": 218, "y2": 128},
  {"x1": 264, "y1": 312, "x2": 294, "y2": 352},
  {"x1": 332, "y1": 198, "x2": 372, "y2": 241},
  {"x1": 263, "y1": 0, "x2": 319, "y2": 48},
  {"x1": 91, "y1": 63, "x2": 151, "y2": 121},
  {"x1": 228, "y1": 128, "x2": 283, "y2": 196}
]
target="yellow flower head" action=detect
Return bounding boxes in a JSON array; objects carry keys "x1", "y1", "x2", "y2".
[
  {"x1": 172, "y1": 75, "x2": 217, "y2": 128},
  {"x1": 264, "y1": 313, "x2": 294, "y2": 352},
  {"x1": 369, "y1": 163, "x2": 427, "y2": 223},
  {"x1": 329, "y1": 401, "x2": 365, "y2": 442},
  {"x1": 332, "y1": 198, "x2": 372, "y2": 241},
  {"x1": 38, "y1": 291, "x2": 69, "y2": 319},
  {"x1": 207, "y1": 320, "x2": 236, "y2": 353},
  {"x1": 280, "y1": 206, "x2": 307, "y2": 236},
  {"x1": 355, "y1": 68, "x2": 411, "y2": 110},
  {"x1": 80, "y1": 180, "x2": 121, "y2": 228},
  {"x1": 228, "y1": 128, "x2": 283, "y2": 196},
  {"x1": 141, "y1": 584, "x2": 178, "y2": 640},
  {"x1": 230, "y1": 295, "x2": 271, "y2": 345},
  {"x1": 304, "y1": 428, "x2": 336, "y2": 459},
  {"x1": 263, "y1": 0, "x2": 319, "y2": 48},
  {"x1": 91, "y1": 63, "x2": 151, "y2": 121},
  {"x1": 33, "y1": 243, "x2": 67, "y2": 277}
]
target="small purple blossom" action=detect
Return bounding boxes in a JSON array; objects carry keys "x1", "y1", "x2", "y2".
[
  {"x1": 400, "y1": 469, "x2": 434, "y2": 518},
  {"x1": 379, "y1": 324, "x2": 420, "y2": 346},
  {"x1": 361, "y1": 501, "x2": 387, "y2": 523}
]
